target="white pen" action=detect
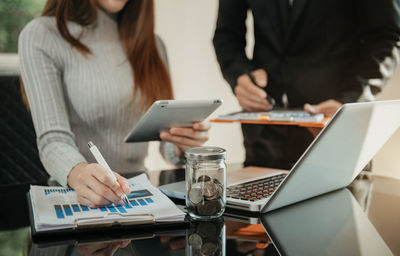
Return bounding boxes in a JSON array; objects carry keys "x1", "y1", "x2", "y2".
[{"x1": 87, "y1": 141, "x2": 130, "y2": 206}]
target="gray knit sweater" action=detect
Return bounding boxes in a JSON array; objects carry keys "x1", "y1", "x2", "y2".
[{"x1": 19, "y1": 10, "x2": 177, "y2": 186}]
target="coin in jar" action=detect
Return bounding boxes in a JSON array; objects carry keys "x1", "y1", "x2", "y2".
[
  {"x1": 197, "y1": 175, "x2": 211, "y2": 182},
  {"x1": 188, "y1": 233, "x2": 203, "y2": 250},
  {"x1": 189, "y1": 183, "x2": 203, "y2": 205},
  {"x1": 213, "y1": 178, "x2": 222, "y2": 185},
  {"x1": 213, "y1": 178, "x2": 223, "y2": 198},
  {"x1": 214, "y1": 199, "x2": 223, "y2": 213},
  {"x1": 202, "y1": 181, "x2": 217, "y2": 198},
  {"x1": 215, "y1": 184, "x2": 223, "y2": 199},
  {"x1": 200, "y1": 242, "x2": 218, "y2": 256},
  {"x1": 203, "y1": 199, "x2": 223, "y2": 215},
  {"x1": 197, "y1": 200, "x2": 217, "y2": 216}
]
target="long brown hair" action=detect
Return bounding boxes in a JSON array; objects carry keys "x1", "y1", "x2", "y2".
[{"x1": 22, "y1": 0, "x2": 173, "y2": 111}]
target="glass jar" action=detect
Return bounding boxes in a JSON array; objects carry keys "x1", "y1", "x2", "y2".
[{"x1": 185, "y1": 147, "x2": 226, "y2": 220}]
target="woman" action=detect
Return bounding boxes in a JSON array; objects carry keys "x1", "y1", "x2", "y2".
[{"x1": 19, "y1": 0, "x2": 210, "y2": 207}]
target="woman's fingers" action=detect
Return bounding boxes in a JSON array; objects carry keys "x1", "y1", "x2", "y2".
[
  {"x1": 193, "y1": 121, "x2": 211, "y2": 131},
  {"x1": 160, "y1": 121, "x2": 211, "y2": 154},
  {"x1": 89, "y1": 164, "x2": 123, "y2": 196},
  {"x1": 160, "y1": 121, "x2": 211, "y2": 151},
  {"x1": 69, "y1": 163, "x2": 128, "y2": 207},
  {"x1": 76, "y1": 184, "x2": 112, "y2": 206},
  {"x1": 169, "y1": 127, "x2": 209, "y2": 142},
  {"x1": 85, "y1": 175, "x2": 124, "y2": 205},
  {"x1": 114, "y1": 172, "x2": 130, "y2": 194},
  {"x1": 76, "y1": 195, "x2": 97, "y2": 208},
  {"x1": 160, "y1": 132, "x2": 203, "y2": 148}
]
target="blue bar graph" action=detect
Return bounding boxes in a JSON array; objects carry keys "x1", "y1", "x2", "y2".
[
  {"x1": 63, "y1": 205, "x2": 73, "y2": 216},
  {"x1": 137, "y1": 199, "x2": 147, "y2": 206},
  {"x1": 130, "y1": 200, "x2": 139, "y2": 206},
  {"x1": 107, "y1": 206, "x2": 117, "y2": 213},
  {"x1": 72, "y1": 204, "x2": 81, "y2": 212},
  {"x1": 53, "y1": 193, "x2": 156, "y2": 219},
  {"x1": 54, "y1": 205, "x2": 64, "y2": 219},
  {"x1": 116, "y1": 206, "x2": 127, "y2": 213},
  {"x1": 45, "y1": 188, "x2": 74, "y2": 196},
  {"x1": 127, "y1": 189, "x2": 153, "y2": 199}
]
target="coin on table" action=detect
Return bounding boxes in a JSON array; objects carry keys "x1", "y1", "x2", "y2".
[
  {"x1": 188, "y1": 233, "x2": 203, "y2": 250},
  {"x1": 202, "y1": 181, "x2": 217, "y2": 198},
  {"x1": 189, "y1": 183, "x2": 203, "y2": 205},
  {"x1": 200, "y1": 242, "x2": 218, "y2": 256},
  {"x1": 197, "y1": 175, "x2": 212, "y2": 182},
  {"x1": 197, "y1": 200, "x2": 217, "y2": 216}
]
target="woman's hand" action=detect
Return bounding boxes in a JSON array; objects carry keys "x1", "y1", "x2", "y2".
[
  {"x1": 159, "y1": 121, "x2": 211, "y2": 156},
  {"x1": 77, "y1": 240, "x2": 131, "y2": 256},
  {"x1": 67, "y1": 163, "x2": 130, "y2": 207}
]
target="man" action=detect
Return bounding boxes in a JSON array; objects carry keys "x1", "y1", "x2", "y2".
[{"x1": 213, "y1": 0, "x2": 400, "y2": 169}]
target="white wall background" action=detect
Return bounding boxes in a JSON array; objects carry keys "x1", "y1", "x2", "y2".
[{"x1": 146, "y1": 0, "x2": 400, "y2": 180}]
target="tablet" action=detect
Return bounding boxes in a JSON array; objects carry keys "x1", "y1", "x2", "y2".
[{"x1": 124, "y1": 99, "x2": 223, "y2": 143}]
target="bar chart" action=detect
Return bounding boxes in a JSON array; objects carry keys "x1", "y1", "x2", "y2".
[
  {"x1": 53, "y1": 189, "x2": 155, "y2": 219},
  {"x1": 44, "y1": 188, "x2": 74, "y2": 196}
]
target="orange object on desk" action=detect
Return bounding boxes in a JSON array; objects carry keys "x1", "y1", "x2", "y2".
[{"x1": 211, "y1": 111, "x2": 330, "y2": 128}]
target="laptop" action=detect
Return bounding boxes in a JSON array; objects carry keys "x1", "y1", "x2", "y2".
[
  {"x1": 262, "y1": 188, "x2": 393, "y2": 255},
  {"x1": 159, "y1": 100, "x2": 400, "y2": 213}
]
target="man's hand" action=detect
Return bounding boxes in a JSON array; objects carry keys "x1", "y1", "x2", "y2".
[
  {"x1": 234, "y1": 69, "x2": 273, "y2": 112},
  {"x1": 304, "y1": 99, "x2": 343, "y2": 117}
]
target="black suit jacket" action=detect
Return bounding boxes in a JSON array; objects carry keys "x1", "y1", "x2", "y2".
[{"x1": 213, "y1": 0, "x2": 400, "y2": 107}]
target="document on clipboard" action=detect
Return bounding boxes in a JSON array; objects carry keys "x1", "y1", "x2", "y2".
[
  {"x1": 212, "y1": 109, "x2": 329, "y2": 128},
  {"x1": 28, "y1": 174, "x2": 186, "y2": 234}
]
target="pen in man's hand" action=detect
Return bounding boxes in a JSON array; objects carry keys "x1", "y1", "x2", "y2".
[
  {"x1": 246, "y1": 71, "x2": 276, "y2": 107},
  {"x1": 87, "y1": 141, "x2": 131, "y2": 206}
]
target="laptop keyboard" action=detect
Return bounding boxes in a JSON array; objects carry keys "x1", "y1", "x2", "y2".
[{"x1": 227, "y1": 174, "x2": 287, "y2": 202}]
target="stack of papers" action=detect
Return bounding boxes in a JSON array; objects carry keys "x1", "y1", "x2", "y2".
[{"x1": 29, "y1": 174, "x2": 186, "y2": 232}]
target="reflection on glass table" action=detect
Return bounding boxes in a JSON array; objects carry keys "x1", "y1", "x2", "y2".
[
  {"x1": 225, "y1": 219, "x2": 276, "y2": 256},
  {"x1": 29, "y1": 216, "x2": 281, "y2": 256},
  {"x1": 261, "y1": 188, "x2": 392, "y2": 256}
]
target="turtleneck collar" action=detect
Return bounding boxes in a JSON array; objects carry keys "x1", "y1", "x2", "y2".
[{"x1": 97, "y1": 8, "x2": 119, "y2": 23}]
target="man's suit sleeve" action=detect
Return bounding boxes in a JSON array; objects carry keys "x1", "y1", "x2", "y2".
[
  {"x1": 213, "y1": 0, "x2": 253, "y2": 90},
  {"x1": 335, "y1": 0, "x2": 400, "y2": 103}
]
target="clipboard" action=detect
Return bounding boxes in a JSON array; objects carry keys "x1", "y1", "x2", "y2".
[
  {"x1": 211, "y1": 110, "x2": 330, "y2": 128},
  {"x1": 27, "y1": 193, "x2": 190, "y2": 241}
]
